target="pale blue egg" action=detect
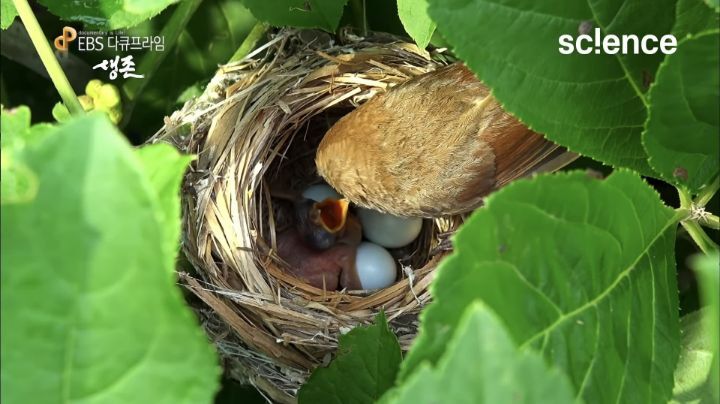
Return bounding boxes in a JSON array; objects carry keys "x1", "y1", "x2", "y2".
[
  {"x1": 355, "y1": 242, "x2": 396, "y2": 290},
  {"x1": 357, "y1": 208, "x2": 422, "y2": 248},
  {"x1": 302, "y1": 184, "x2": 342, "y2": 202}
]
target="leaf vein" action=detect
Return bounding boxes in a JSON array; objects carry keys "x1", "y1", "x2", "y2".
[
  {"x1": 613, "y1": 296, "x2": 633, "y2": 404},
  {"x1": 576, "y1": 306, "x2": 601, "y2": 398},
  {"x1": 519, "y1": 215, "x2": 675, "y2": 349},
  {"x1": 585, "y1": 0, "x2": 649, "y2": 107}
]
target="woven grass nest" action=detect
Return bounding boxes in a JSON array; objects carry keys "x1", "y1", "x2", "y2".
[{"x1": 151, "y1": 29, "x2": 464, "y2": 402}]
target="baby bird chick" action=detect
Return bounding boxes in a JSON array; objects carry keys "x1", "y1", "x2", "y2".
[
  {"x1": 294, "y1": 198, "x2": 354, "y2": 250},
  {"x1": 277, "y1": 198, "x2": 362, "y2": 290}
]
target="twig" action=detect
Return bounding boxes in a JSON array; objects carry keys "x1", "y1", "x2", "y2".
[
  {"x1": 349, "y1": 0, "x2": 367, "y2": 36},
  {"x1": 229, "y1": 21, "x2": 269, "y2": 63},
  {"x1": 695, "y1": 176, "x2": 719, "y2": 207},
  {"x1": 12, "y1": 0, "x2": 83, "y2": 115},
  {"x1": 681, "y1": 220, "x2": 718, "y2": 254}
]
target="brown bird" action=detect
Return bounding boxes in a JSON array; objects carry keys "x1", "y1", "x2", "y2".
[
  {"x1": 276, "y1": 197, "x2": 363, "y2": 290},
  {"x1": 316, "y1": 63, "x2": 577, "y2": 217}
]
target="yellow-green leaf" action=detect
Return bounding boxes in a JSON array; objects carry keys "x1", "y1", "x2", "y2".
[
  {"x1": 1, "y1": 113, "x2": 220, "y2": 403},
  {"x1": 382, "y1": 303, "x2": 577, "y2": 404},
  {"x1": 398, "y1": 0, "x2": 436, "y2": 49}
]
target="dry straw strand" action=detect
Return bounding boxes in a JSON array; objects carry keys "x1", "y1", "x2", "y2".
[{"x1": 151, "y1": 29, "x2": 460, "y2": 401}]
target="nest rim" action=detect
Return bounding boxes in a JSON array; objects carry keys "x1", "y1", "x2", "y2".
[{"x1": 152, "y1": 29, "x2": 462, "y2": 402}]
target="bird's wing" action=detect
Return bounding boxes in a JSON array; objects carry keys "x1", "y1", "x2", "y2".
[{"x1": 317, "y1": 63, "x2": 576, "y2": 217}]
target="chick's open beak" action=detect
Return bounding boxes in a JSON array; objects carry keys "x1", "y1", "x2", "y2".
[{"x1": 311, "y1": 198, "x2": 349, "y2": 233}]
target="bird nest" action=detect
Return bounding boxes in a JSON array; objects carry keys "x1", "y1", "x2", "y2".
[{"x1": 150, "y1": 29, "x2": 463, "y2": 402}]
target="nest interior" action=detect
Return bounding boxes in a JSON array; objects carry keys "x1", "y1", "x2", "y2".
[{"x1": 152, "y1": 29, "x2": 464, "y2": 402}]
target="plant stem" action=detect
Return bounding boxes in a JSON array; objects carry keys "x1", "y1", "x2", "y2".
[
  {"x1": 678, "y1": 186, "x2": 693, "y2": 208},
  {"x1": 681, "y1": 220, "x2": 719, "y2": 254},
  {"x1": 122, "y1": 0, "x2": 203, "y2": 125},
  {"x1": 698, "y1": 214, "x2": 720, "y2": 230},
  {"x1": 229, "y1": 21, "x2": 269, "y2": 62},
  {"x1": 12, "y1": 0, "x2": 83, "y2": 115},
  {"x1": 678, "y1": 187, "x2": 719, "y2": 253},
  {"x1": 350, "y1": 0, "x2": 367, "y2": 36},
  {"x1": 695, "y1": 176, "x2": 720, "y2": 207}
]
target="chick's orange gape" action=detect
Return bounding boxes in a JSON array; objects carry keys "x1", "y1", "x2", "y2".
[
  {"x1": 315, "y1": 198, "x2": 348, "y2": 232},
  {"x1": 317, "y1": 63, "x2": 577, "y2": 217}
]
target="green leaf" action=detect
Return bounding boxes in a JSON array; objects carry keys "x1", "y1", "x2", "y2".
[
  {"x1": 0, "y1": 0, "x2": 17, "y2": 29},
  {"x1": 693, "y1": 253, "x2": 720, "y2": 352},
  {"x1": 241, "y1": 0, "x2": 349, "y2": 31},
  {"x1": 399, "y1": 170, "x2": 680, "y2": 404},
  {"x1": 0, "y1": 151, "x2": 38, "y2": 204},
  {"x1": 690, "y1": 252, "x2": 720, "y2": 401},
  {"x1": 1, "y1": 105, "x2": 54, "y2": 149},
  {"x1": 299, "y1": 312, "x2": 402, "y2": 404},
  {"x1": 0, "y1": 113, "x2": 220, "y2": 403},
  {"x1": 397, "y1": 0, "x2": 436, "y2": 49},
  {"x1": 38, "y1": 0, "x2": 179, "y2": 30},
  {"x1": 135, "y1": 143, "x2": 194, "y2": 273},
  {"x1": 1, "y1": 106, "x2": 54, "y2": 204},
  {"x1": 643, "y1": 31, "x2": 719, "y2": 192},
  {"x1": 52, "y1": 102, "x2": 72, "y2": 123},
  {"x1": 426, "y1": 0, "x2": 680, "y2": 175},
  {"x1": 382, "y1": 303, "x2": 577, "y2": 404},
  {"x1": 0, "y1": 105, "x2": 31, "y2": 149},
  {"x1": 672, "y1": 0, "x2": 719, "y2": 39},
  {"x1": 670, "y1": 309, "x2": 718, "y2": 403}
]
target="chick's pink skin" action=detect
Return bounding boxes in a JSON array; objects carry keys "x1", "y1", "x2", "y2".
[{"x1": 277, "y1": 229, "x2": 358, "y2": 290}]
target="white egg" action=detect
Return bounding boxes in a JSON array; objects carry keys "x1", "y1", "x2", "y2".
[
  {"x1": 355, "y1": 242, "x2": 397, "y2": 290},
  {"x1": 302, "y1": 183, "x2": 342, "y2": 202},
  {"x1": 357, "y1": 208, "x2": 423, "y2": 248}
]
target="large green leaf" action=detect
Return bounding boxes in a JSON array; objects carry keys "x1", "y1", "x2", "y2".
[
  {"x1": 38, "y1": 0, "x2": 178, "y2": 30},
  {"x1": 0, "y1": 152, "x2": 37, "y2": 204},
  {"x1": 135, "y1": 143, "x2": 194, "y2": 273},
  {"x1": 241, "y1": 0, "x2": 349, "y2": 31},
  {"x1": 427, "y1": 0, "x2": 681, "y2": 175},
  {"x1": 643, "y1": 31, "x2": 719, "y2": 192},
  {"x1": 0, "y1": 105, "x2": 29, "y2": 149},
  {"x1": 399, "y1": 170, "x2": 680, "y2": 404},
  {"x1": 299, "y1": 312, "x2": 402, "y2": 404},
  {"x1": 689, "y1": 252, "x2": 720, "y2": 401},
  {"x1": 1, "y1": 105, "x2": 54, "y2": 149},
  {"x1": 0, "y1": 0, "x2": 17, "y2": 29},
  {"x1": 397, "y1": 0, "x2": 436, "y2": 49},
  {"x1": 693, "y1": 253, "x2": 720, "y2": 356},
  {"x1": 0, "y1": 113, "x2": 220, "y2": 403},
  {"x1": 1, "y1": 106, "x2": 54, "y2": 204},
  {"x1": 382, "y1": 303, "x2": 577, "y2": 404},
  {"x1": 671, "y1": 309, "x2": 717, "y2": 403}
]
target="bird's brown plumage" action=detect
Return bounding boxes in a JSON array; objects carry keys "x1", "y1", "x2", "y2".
[{"x1": 316, "y1": 63, "x2": 573, "y2": 217}]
